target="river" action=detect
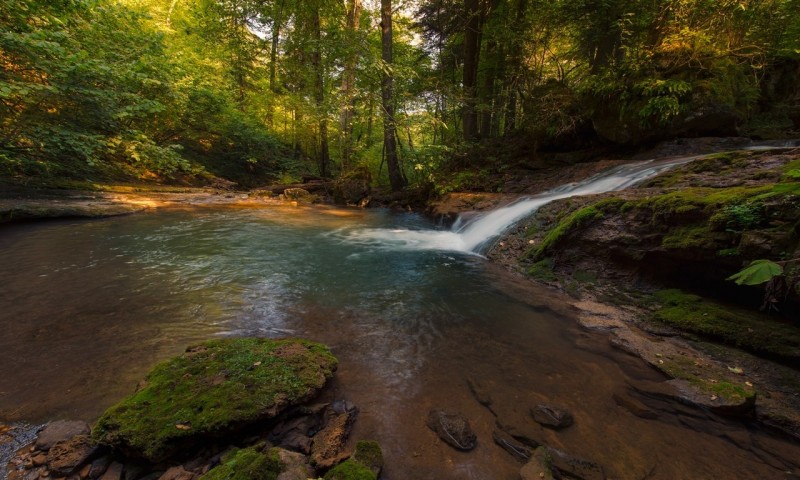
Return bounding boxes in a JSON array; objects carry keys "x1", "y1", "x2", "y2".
[{"x1": 1, "y1": 200, "x2": 799, "y2": 479}]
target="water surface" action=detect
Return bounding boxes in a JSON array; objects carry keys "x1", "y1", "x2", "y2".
[{"x1": 1, "y1": 204, "x2": 798, "y2": 479}]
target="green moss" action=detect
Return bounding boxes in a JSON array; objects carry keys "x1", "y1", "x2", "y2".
[
  {"x1": 527, "y1": 258, "x2": 557, "y2": 282},
  {"x1": 573, "y1": 270, "x2": 598, "y2": 284},
  {"x1": 200, "y1": 447, "x2": 282, "y2": 480},
  {"x1": 352, "y1": 441, "x2": 383, "y2": 473},
  {"x1": 93, "y1": 338, "x2": 338, "y2": 462},
  {"x1": 324, "y1": 460, "x2": 376, "y2": 480},
  {"x1": 533, "y1": 205, "x2": 604, "y2": 258},
  {"x1": 657, "y1": 356, "x2": 755, "y2": 403},
  {"x1": 661, "y1": 225, "x2": 716, "y2": 249},
  {"x1": 652, "y1": 289, "x2": 800, "y2": 359}
]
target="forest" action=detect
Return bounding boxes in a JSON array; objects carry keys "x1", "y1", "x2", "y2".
[{"x1": 2, "y1": 0, "x2": 799, "y2": 191}]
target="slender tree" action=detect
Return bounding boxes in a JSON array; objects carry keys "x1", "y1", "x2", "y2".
[{"x1": 380, "y1": 0, "x2": 406, "y2": 190}]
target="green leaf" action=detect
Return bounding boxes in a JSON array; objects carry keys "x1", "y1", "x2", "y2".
[{"x1": 727, "y1": 260, "x2": 783, "y2": 286}]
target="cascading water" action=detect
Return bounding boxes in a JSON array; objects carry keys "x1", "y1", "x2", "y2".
[{"x1": 337, "y1": 155, "x2": 700, "y2": 254}]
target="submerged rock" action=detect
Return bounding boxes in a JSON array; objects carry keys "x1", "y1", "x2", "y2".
[
  {"x1": 92, "y1": 338, "x2": 337, "y2": 463},
  {"x1": 492, "y1": 429, "x2": 532, "y2": 462},
  {"x1": 531, "y1": 404, "x2": 574, "y2": 430},
  {"x1": 542, "y1": 447, "x2": 604, "y2": 480},
  {"x1": 426, "y1": 410, "x2": 477, "y2": 451},
  {"x1": 519, "y1": 447, "x2": 555, "y2": 480}
]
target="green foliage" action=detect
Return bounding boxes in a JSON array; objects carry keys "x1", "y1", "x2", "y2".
[
  {"x1": 727, "y1": 260, "x2": 784, "y2": 286},
  {"x1": 652, "y1": 289, "x2": 800, "y2": 359},
  {"x1": 92, "y1": 338, "x2": 337, "y2": 462}
]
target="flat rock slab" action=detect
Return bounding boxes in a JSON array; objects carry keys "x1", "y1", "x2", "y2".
[
  {"x1": 426, "y1": 410, "x2": 477, "y2": 451},
  {"x1": 35, "y1": 420, "x2": 91, "y2": 451},
  {"x1": 92, "y1": 338, "x2": 337, "y2": 463},
  {"x1": 46, "y1": 435, "x2": 100, "y2": 476}
]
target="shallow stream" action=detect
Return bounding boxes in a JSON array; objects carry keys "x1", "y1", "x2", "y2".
[{"x1": 1, "y1": 202, "x2": 799, "y2": 479}]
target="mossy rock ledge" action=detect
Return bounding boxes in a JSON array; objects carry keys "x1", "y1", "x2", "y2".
[{"x1": 92, "y1": 338, "x2": 338, "y2": 463}]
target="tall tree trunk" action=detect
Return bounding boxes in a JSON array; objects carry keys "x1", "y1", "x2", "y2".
[
  {"x1": 340, "y1": 0, "x2": 361, "y2": 169},
  {"x1": 311, "y1": 8, "x2": 330, "y2": 177},
  {"x1": 266, "y1": 0, "x2": 285, "y2": 126},
  {"x1": 380, "y1": 0, "x2": 406, "y2": 191},
  {"x1": 479, "y1": 39, "x2": 497, "y2": 138},
  {"x1": 462, "y1": 0, "x2": 481, "y2": 141}
]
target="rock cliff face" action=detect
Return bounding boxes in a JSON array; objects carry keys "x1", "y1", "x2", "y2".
[{"x1": 502, "y1": 148, "x2": 800, "y2": 315}]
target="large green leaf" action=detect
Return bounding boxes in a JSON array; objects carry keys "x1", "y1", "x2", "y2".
[{"x1": 727, "y1": 260, "x2": 783, "y2": 286}]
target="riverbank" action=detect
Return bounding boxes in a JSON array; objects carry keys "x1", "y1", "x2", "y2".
[{"x1": 477, "y1": 144, "x2": 800, "y2": 443}]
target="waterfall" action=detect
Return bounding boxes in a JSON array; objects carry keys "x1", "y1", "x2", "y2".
[{"x1": 337, "y1": 155, "x2": 700, "y2": 254}]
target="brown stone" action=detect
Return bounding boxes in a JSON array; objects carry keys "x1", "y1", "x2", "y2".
[
  {"x1": 273, "y1": 448, "x2": 313, "y2": 480},
  {"x1": 46, "y1": 436, "x2": 99, "y2": 477},
  {"x1": 157, "y1": 466, "x2": 195, "y2": 480},
  {"x1": 520, "y1": 448, "x2": 555, "y2": 480},
  {"x1": 98, "y1": 463, "x2": 123, "y2": 480},
  {"x1": 35, "y1": 422, "x2": 90, "y2": 452},
  {"x1": 310, "y1": 402, "x2": 358, "y2": 469},
  {"x1": 492, "y1": 429, "x2": 531, "y2": 462},
  {"x1": 611, "y1": 390, "x2": 658, "y2": 420},
  {"x1": 87, "y1": 456, "x2": 112, "y2": 479},
  {"x1": 32, "y1": 454, "x2": 48, "y2": 467},
  {"x1": 426, "y1": 410, "x2": 477, "y2": 451},
  {"x1": 79, "y1": 464, "x2": 91, "y2": 479}
]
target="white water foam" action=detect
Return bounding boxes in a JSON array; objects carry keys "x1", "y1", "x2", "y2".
[{"x1": 337, "y1": 155, "x2": 702, "y2": 254}]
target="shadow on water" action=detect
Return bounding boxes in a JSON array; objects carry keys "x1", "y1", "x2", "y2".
[{"x1": 1, "y1": 204, "x2": 799, "y2": 479}]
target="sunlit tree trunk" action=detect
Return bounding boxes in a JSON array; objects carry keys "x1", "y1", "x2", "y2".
[
  {"x1": 380, "y1": 0, "x2": 406, "y2": 191},
  {"x1": 340, "y1": 0, "x2": 361, "y2": 168}
]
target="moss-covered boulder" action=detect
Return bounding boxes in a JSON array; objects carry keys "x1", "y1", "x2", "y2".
[
  {"x1": 323, "y1": 441, "x2": 383, "y2": 480},
  {"x1": 92, "y1": 338, "x2": 337, "y2": 463},
  {"x1": 200, "y1": 447, "x2": 282, "y2": 480}
]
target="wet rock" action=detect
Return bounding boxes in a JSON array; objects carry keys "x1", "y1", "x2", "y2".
[
  {"x1": 426, "y1": 410, "x2": 477, "y2": 451},
  {"x1": 310, "y1": 401, "x2": 358, "y2": 469},
  {"x1": 492, "y1": 429, "x2": 531, "y2": 462},
  {"x1": 323, "y1": 441, "x2": 382, "y2": 480},
  {"x1": 278, "y1": 431, "x2": 312, "y2": 455},
  {"x1": 520, "y1": 447, "x2": 555, "y2": 480},
  {"x1": 466, "y1": 379, "x2": 492, "y2": 407},
  {"x1": 157, "y1": 467, "x2": 195, "y2": 480},
  {"x1": 92, "y1": 338, "x2": 337, "y2": 463},
  {"x1": 88, "y1": 456, "x2": 112, "y2": 479},
  {"x1": 79, "y1": 463, "x2": 92, "y2": 479},
  {"x1": 667, "y1": 379, "x2": 756, "y2": 417},
  {"x1": 487, "y1": 392, "x2": 548, "y2": 448},
  {"x1": 282, "y1": 188, "x2": 315, "y2": 203},
  {"x1": 46, "y1": 435, "x2": 100, "y2": 477},
  {"x1": 269, "y1": 410, "x2": 321, "y2": 454},
  {"x1": 543, "y1": 447, "x2": 604, "y2": 480},
  {"x1": 351, "y1": 440, "x2": 383, "y2": 476},
  {"x1": 31, "y1": 454, "x2": 48, "y2": 467},
  {"x1": 36, "y1": 422, "x2": 91, "y2": 452},
  {"x1": 611, "y1": 390, "x2": 658, "y2": 420},
  {"x1": 531, "y1": 404, "x2": 573, "y2": 430},
  {"x1": 273, "y1": 448, "x2": 313, "y2": 480},
  {"x1": 200, "y1": 446, "x2": 282, "y2": 480}
]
